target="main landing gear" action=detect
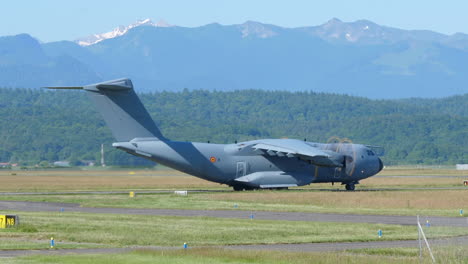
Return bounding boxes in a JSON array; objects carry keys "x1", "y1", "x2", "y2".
[
  {"x1": 345, "y1": 182, "x2": 356, "y2": 191},
  {"x1": 232, "y1": 185, "x2": 256, "y2": 191},
  {"x1": 233, "y1": 185, "x2": 244, "y2": 191},
  {"x1": 232, "y1": 186, "x2": 286, "y2": 191}
]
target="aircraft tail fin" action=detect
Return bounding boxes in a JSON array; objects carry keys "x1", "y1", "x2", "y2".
[{"x1": 45, "y1": 78, "x2": 166, "y2": 142}]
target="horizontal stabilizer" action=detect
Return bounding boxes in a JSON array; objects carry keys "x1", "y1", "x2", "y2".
[
  {"x1": 44, "y1": 79, "x2": 133, "y2": 91},
  {"x1": 43, "y1": 86, "x2": 83, "y2": 90}
]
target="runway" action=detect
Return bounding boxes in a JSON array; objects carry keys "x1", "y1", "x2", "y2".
[
  {"x1": 228, "y1": 235, "x2": 468, "y2": 252},
  {"x1": 0, "y1": 200, "x2": 467, "y2": 227}
]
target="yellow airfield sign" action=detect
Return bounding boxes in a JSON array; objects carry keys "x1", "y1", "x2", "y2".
[{"x1": 0, "y1": 215, "x2": 19, "y2": 228}]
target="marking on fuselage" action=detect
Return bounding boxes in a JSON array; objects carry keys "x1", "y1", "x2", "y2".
[
  {"x1": 314, "y1": 166, "x2": 319, "y2": 179},
  {"x1": 209, "y1": 156, "x2": 217, "y2": 163}
]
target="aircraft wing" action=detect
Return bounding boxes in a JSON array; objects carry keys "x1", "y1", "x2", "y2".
[{"x1": 251, "y1": 140, "x2": 344, "y2": 167}]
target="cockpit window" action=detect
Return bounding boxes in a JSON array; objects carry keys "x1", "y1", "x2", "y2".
[{"x1": 366, "y1": 150, "x2": 375, "y2": 156}]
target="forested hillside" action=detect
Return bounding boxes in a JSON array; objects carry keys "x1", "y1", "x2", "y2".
[{"x1": 0, "y1": 88, "x2": 466, "y2": 166}]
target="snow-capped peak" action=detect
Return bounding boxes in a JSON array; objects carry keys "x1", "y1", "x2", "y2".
[
  {"x1": 76, "y1": 19, "x2": 172, "y2": 46},
  {"x1": 238, "y1": 21, "x2": 278, "y2": 38},
  {"x1": 156, "y1": 19, "x2": 172, "y2": 28}
]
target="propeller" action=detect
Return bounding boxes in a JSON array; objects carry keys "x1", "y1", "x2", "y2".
[{"x1": 326, "y1": 137, "x2": 357, "y2": 177}]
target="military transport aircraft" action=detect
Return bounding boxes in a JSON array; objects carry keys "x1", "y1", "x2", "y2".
[{"x1": 47, "y1": 78, "x2": 383, "y2": 191}]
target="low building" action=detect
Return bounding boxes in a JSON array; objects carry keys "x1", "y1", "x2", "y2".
[
  {"x1": 53, "y1": 161, "x2": 70, "y2": 167},
  {"x1": 456, "y1": 164, "x2": 468, "y2": 170},
  {"x1": 81, "y1": 160, "x2": 96, "y2": 166}
]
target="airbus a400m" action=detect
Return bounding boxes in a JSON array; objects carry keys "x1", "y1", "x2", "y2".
[{"x1": 47, "y1": 79, "x2": 383, "y2": 191}]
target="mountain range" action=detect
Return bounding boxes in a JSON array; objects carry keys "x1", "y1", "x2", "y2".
[{"x1": 1, "y1": 18, "x2": 468, "y2": 98}]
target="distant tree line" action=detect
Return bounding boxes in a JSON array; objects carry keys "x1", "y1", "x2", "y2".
[{"x1": 0, "y1": 88, "x2": 466, "y2": 166}]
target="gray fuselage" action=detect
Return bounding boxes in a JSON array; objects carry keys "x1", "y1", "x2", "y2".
[
  {"x1": 47, "y1": 78, "x2": 383, "y2": 191},
  {"x1": 114, "y1": 138, "x2": 383, "y2": 189}
]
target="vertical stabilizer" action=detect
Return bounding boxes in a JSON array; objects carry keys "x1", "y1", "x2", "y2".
[
  {"x1": 47, "y1": 78, "x2": 165, "y2": 142},
  {"x1": 84, "y1": 79, "x2": 165, "y2": 142}
]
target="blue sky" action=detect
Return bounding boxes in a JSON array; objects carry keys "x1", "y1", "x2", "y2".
[{"x1": 3, "y1": 0, "x2": 467, "y2": 42}]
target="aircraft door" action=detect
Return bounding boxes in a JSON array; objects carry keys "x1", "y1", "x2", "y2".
[
  {"x1": 236, "y1": 162, "x2": 246, "y2": 177},
  {"x1": 333, "y1": 167, "x2": 342, "y2": 179}
]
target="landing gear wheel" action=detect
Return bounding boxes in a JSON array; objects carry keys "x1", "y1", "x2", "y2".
[
  {"x1": 345, "y1": 183, "x2": 355, "y2": 191},
  {"x1": 233, "y1": 186, "x2": 243, "y2": 191}
]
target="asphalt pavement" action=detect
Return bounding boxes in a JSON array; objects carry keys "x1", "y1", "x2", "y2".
[{"x1": 0, "y1": 200, "x2": 467, "y2": 227}]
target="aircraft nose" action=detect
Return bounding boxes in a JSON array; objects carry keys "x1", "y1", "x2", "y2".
[{"x1": 377, "y1": 157, "x2": 384, "y2": 173}]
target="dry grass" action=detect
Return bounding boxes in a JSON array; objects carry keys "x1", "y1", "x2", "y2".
[
  {"x1": 0, "y1": 169, "x2": 467, "y2": 215},
  {"x1": 0, "y1": 168, "x2": 466, "y2": 192},
  {"x1": 201, "y1": 190, "x2": 468, "y2": 210},
  {"x1": 360, "y1": 177, "x2": 465, "y2": 187},
  {"x1": 299, "y1": 177, "x2": 464, "y2": 189},
  {"x1": 378, "y1": 168, "x2": 468, "y2": 177},
  {"x1": 0, "y1": 170, "x2": 219, "y2": 191}
]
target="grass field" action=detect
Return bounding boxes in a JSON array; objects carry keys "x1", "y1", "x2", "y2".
[
  {"x1": 0, "y1": 170, "x2": 217, "y2": 192},
  {"x1": 3, "y1": 211, "x2": 464, "y2": 248},
  {"x1": 0, "y1": 167, "x2": 467, "y2": 263},
  {"x1": 0, "y1": 167, "x2": 466, "y2": 192},
  {"x1": 4, "y1": 247, "x2": 468, "y2": 264},
  {"x1": 377, "y1": 167, "x2": 467, "y2": 177},
  {"x1": 0, "y1": 249, "x2": 419, "y2": 264},
  {"x1": 0, "y1": 168, "x2": 467, "y2": 217}
]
